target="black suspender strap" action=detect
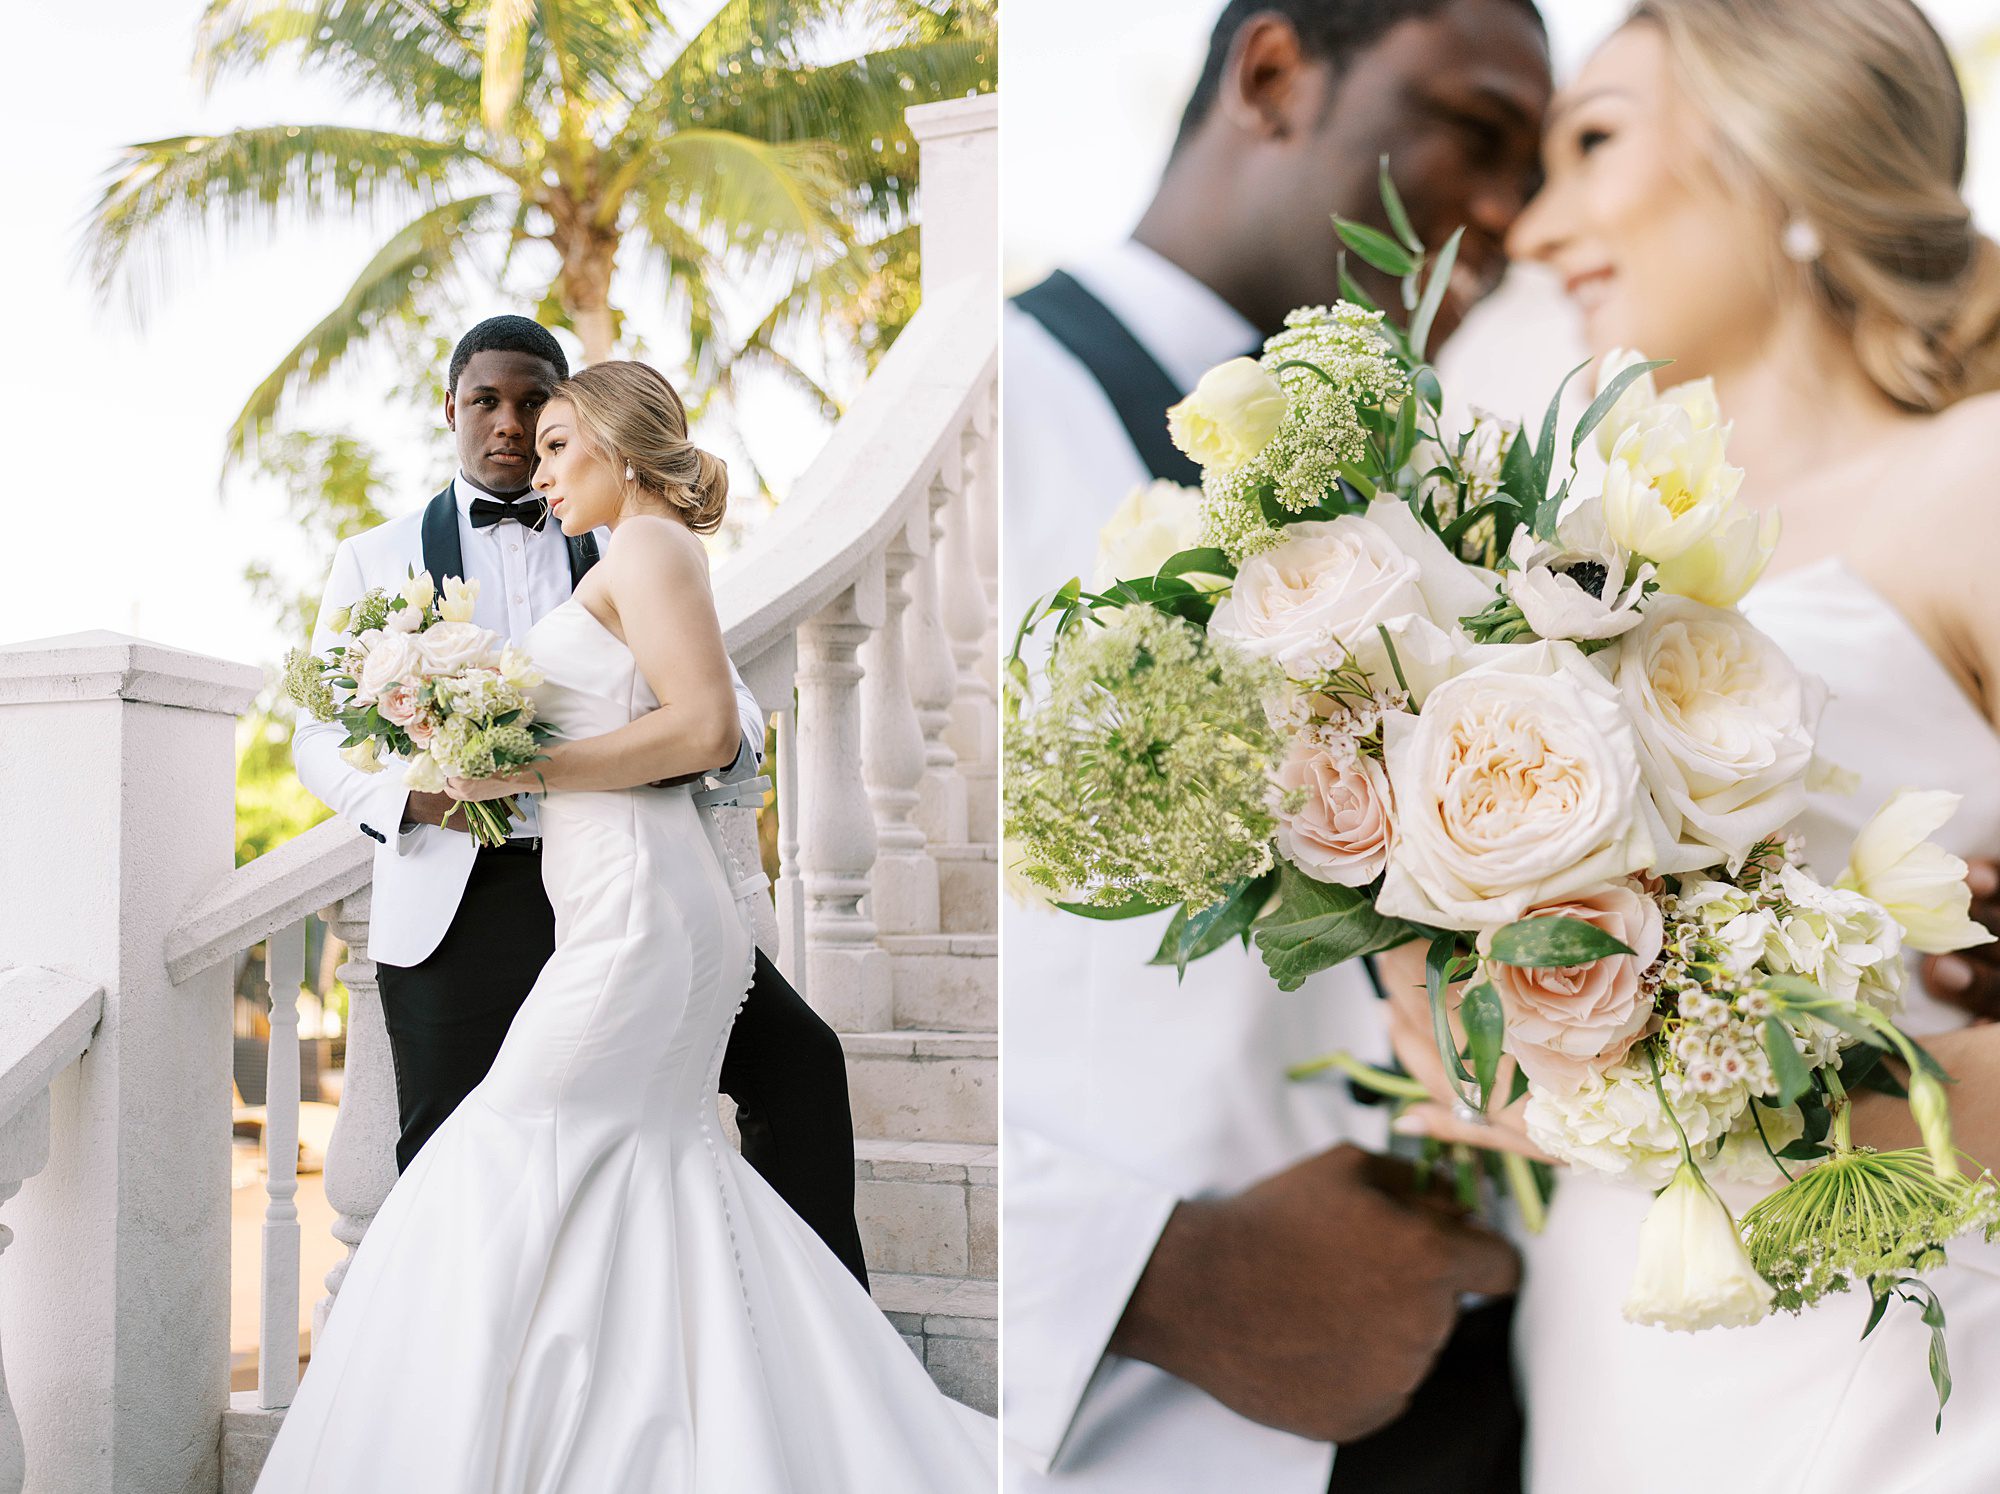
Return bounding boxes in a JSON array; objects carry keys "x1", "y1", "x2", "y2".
[{"x1": 1011, "y1": 269, "x2": 1205, "y2": 487}]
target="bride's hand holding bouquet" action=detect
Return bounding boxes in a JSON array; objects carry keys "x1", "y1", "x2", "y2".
[{"x1": 286, "y1": 571, "x2": 550, "y2": 847}]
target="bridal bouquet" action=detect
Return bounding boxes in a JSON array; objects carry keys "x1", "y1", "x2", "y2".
[
  {"x1": 285, "y1": 571, "x2": 548, "y2": 847},
  {"x1": 1004, "y1": 171, "x2": 1998, "y2": 1410}
]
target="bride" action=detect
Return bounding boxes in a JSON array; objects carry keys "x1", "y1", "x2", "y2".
[
  {"x1": 254, "y1": 361, "x2": 995, "y2": 1491},
  {"x1": 1390, "y1": 0, "x2": 2000, "y2": 1487}
]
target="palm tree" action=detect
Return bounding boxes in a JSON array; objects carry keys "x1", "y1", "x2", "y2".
[{"x1": 86, "y1": 0, "x2": 995, "y2": 461}]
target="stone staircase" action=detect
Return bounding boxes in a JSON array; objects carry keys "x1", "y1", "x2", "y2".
[{"x1": 847, "y1": 840, "x2": 997, "y2": 1414}]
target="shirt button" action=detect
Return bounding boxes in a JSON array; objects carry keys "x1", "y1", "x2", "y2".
[
  {"x1": 513, "y1": 594, "x2": 525, "y2": 604},
  {"x1": 510, "y1": 542, "x2": 520, "y2": 553}
]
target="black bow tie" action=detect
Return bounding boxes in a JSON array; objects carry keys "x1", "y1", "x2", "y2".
[{"x1": 468, "y1": 494, "x2": 549, "y2": 531}]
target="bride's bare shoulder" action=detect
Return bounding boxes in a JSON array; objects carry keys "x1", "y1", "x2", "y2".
[{"x1": 604, "y1": 514, "x2": 707, "y2": 573}]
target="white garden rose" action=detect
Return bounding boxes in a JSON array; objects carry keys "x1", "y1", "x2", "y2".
[
  {"x1": 353, "y1": 629, "x2": 424, "y2": 703},
  {"x1": 1166, "y1": 357, "x2": 1287, "y2": 469},
  {"x1": 1095, "y1": 481, "x2": 1207, "y2": 587},
  {"x1": 1654, "y1": 502, "x2": 1780, "y2": 608},
  {"x1": 1622, "y1": 1159, "x2": 1773, "y2": 1331},
  {"x1": 417, "y1": 620, "x2": 503, "y2": 677},
  {"x1": 1615, "y1": 596, "x2": 1824, "y2": 873},
  {"x1": 1601, "y1": 379, "x2": 1744, "y2": 563},
  {"x1": 1208, "y1": 514, "x2": 1426, "y2": 682},
  {"x1": 1376, "y1": 640, "x2": 1656, "y2": 931},
  {"x1": 1839, "y1": 788, "x2": 1998, "y2": 955},
  {"x1": 439, "y1": 575, "x2": 480, "y2": 624}
]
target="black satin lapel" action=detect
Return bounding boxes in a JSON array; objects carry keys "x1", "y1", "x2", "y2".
[
  {"x1": 567, "y1": 530, "x2": 601, "y2": 588},
  {"x1": 420, "y1": 486, "x2": 464, "y2": 583}
]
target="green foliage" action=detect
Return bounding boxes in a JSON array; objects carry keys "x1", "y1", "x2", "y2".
[
  {"x1": 88, "y1": 0, "x2": 999, "y2": 462},
  {"x1": 1251, "y1": 866, "x2": 1413, "y2": 992},
  {"x1": 1486, "y1": 915, "x2": 1636, "y2": 969},
  {"x1": 235, "y1": 711, "x2": 333, "y2": 866}
]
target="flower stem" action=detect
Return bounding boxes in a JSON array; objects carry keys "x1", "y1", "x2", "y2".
[
  {"x1": 1501, "y1": 1150, "x2": 1546, "y2": 1235},
  {"x1": 1826, "y1": 1067, "x2": 1854, "y2": 1155},
  {"x1": 1287, "y1": 1049, "x2": 1430, "y2": 1101}
]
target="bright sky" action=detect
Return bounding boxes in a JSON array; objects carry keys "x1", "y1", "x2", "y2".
[
  {"x1": 1003, "y1": 0, "x2": 2000, "y2": 416},
  {"x1": 0, "y1": 1, "x2": 844, "y2": 667}
]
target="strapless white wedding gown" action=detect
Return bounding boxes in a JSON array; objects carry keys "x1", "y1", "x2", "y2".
[
  {"x1": 255, "y1": 598, "x2": 996, "y2": 1492},
  {"x1": 1516, "y1": 559, "x2": 2000, "y2": 1493}
]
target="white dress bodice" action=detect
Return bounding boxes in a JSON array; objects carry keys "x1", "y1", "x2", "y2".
[{"x1": 1515, "y1": 560, "x2": 2000, "y2": 1494}]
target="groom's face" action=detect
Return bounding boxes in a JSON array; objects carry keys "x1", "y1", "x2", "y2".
[
  {"x1": 446, "y1": 349, "x2": 563, "y2": 494},
  {"x1": 1229, "y1": 0, "x2": 1550, "y2": 343}
]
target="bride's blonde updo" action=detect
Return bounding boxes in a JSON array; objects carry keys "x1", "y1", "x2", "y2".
[
  {"x1": 1633, "y1": 0, "x2": 2000, "y2": 411},
  {"x1": 552, "y1": 360, "x2": 729, "y2": 533}
]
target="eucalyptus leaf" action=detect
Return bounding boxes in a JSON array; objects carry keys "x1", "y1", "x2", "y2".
[
  {"x1": 1763, "y1": 1016, "x2": 1812, "y2": 1108},
  {"x1": 1570, "y1": 357, "x2": 1670, "y2": 458},
  {"x1": 1409, "y1": 226, "x2": 1463, "y2": 361},
  {"x1": 1462, "y1": 980, "x2": 1505, "y2": 1106},
  {"x1": 1157, "y1": 547, "x2": 1234, "y2": 581},
  {"x1": 1414, "y1": 367, "x2": 1444, "y2": 413},
  {"x1": 1252, "y1": 866, "x2": 1413, "y2": 992},
  {"x1": 1334, "y1": 219, "x2": 1418, "y2": 277},
  {"x1": 1427, "y1": 935, "x2": 1475, "y2": 1091},
  {"x1": 1379, "y1": 156, "x2": 1424, "y2": 254},
  {"x1": 1486, "y1": 916, "x2": 1635, "y2": 968}
]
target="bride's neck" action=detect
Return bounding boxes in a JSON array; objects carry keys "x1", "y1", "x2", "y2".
[{"x1": 1703, "y1": 304, "x2": 1915, "y2": 491}]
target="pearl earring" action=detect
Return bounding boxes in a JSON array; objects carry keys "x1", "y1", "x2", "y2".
[
  {"x1": 1782, "y1": 217, "x2": 1823, "y2": 263},
  {"x1": 624, "y1": 463, "x2": 636, "y2": 481}
]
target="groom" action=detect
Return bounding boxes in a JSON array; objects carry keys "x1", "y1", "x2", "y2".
[
  {"x1": 293, "y1": 314, "x2": 870, "y2": 1288},
  {"x1": 1005, "y1": 2, "x2": 1549, "y2": 1491}
]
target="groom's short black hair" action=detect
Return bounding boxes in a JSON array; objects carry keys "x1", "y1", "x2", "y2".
[
  {"x1": 1172, "y1": 0, "x2": 1546, "y2": 152},
  {"x1": 448, "y1": 315, "x2": 569, "y2": 394}
]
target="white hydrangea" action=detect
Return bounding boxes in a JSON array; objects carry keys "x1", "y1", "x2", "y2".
[
  {"x1": 1525, "y1": 1059, "x2": 1750, "y2": 1188},
  {"x1": 1767, "y1": 863, "x2": 1904, "y2": 1011}
]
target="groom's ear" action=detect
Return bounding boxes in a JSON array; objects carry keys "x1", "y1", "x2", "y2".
[
  {"x1": 1218, "y1": 15, "x2": 1315, "y2": 142},
  {"x1": 443, "y1": 388, "x2": 457, "y2": 431}
]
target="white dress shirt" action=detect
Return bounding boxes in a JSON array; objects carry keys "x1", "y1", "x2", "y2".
[{"x1": 1003, "y1": 240, "x2": 1390, "y2": 1493}]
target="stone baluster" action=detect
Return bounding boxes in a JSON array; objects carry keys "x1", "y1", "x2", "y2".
[
  {"x1": 908, "y1": 469, "x2": 968, "y2": 850},
  {"x1": 772, "y1": 703, "x2": 808, "y2": 992},
  {"x1": 258, "y1": 924, "x2": 305, "y2": 1408},
  {"x1": 861, "y1": 518, "x2": 940, "y2": 936},
  {"x1": 795, "y1": 569, "x2": 892, "y2": 1030},
  {"x1": 315, "y1": 890, "x2": 398, "y2": 1344},
  {"x1": 0, "y1": 1094, "x2": 48, "y2": 1494},
  {"x1": 943, "y1": 419, "x2": 997, "y2": 771},
  {"x1": 971, "y1": 382, "x2": 1001, "y2": 685}
]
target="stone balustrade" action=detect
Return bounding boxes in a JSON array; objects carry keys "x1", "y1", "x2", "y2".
[{"x1": 0, "y1": 94, "x2": 996, "y2": 1492}]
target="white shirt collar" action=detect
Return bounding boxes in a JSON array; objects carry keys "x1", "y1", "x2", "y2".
[{"x1": 1068, "y1": 239, "x2": 1262, "y2": 392}]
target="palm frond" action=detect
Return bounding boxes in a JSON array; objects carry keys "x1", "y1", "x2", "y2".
[
  {"x1": 85, "y1": 125, "x2": 479, "y2": 303},
  {"x1": 619, "y1": 131, "x2": 851, "y2": 274},
  {"x1": 226, "y1": 192, "x2": 499, "y2": 462},
  {"x1": 195, "y1": 0, "x2": 485, "y2": 123}
]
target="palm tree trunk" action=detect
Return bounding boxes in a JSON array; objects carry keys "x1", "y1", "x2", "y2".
[{"x1": 560, "y1": 224, "x2": 621, "y2": 367}]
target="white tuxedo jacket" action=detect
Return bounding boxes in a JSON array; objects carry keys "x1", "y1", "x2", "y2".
[
  {"x1": 292, "y1": 491, "x2": 765, "y2": 969},
  {"x1": 1002, "y1": 244, "x2": 1391, "y2": 1493}
]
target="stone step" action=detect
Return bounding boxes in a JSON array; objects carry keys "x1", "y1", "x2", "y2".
[
  {"x1": 931, "y1": 843, "x2": 997, "y2": 934},
  {"x1": 855, "y1": 1139, "x2": 997, "y2": 1281},
  {"x1": 872, "y1": 1271, "x2": 998, "y2": 1416},
  {"x1": 880, "y1": 933, "x2": 996, "y2": 1032},
  {"x1": 841, "y1": 1031, "x2": 996, "y2": 1145}
]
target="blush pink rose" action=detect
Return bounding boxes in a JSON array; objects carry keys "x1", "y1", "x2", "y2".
[
  {"x1": 377, "y1": 683, "x2": 420, "y2": 727},
  {"x1": 1481, "y1": 880, "x2": 1664, "y2": 1092},
  {"x1": 407, "y1": 714, "x2": 437, "y2": 749},
  {"x1": 1273, "y1": 736, "x2": 1392, "y2": 887}
]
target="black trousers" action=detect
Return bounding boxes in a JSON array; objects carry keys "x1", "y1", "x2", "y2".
[
  {"x1": 374, "y1": 846, "x2": 872, "y2": 1290},
  {"x1": 1325, "y1": 1300, "x2": 1523, "y2": 1494}
]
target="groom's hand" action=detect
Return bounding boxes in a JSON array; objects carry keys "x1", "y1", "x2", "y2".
[
  {"x1": 1923, "y1": 857, "x2": 2000, "y2": 1021},
  {"x1": 400, "y1": 791, "x2": 469, "y2": 832},
  {"x1": 1107, "y1": 1143, "x2": 1519, "y2": 1445}
]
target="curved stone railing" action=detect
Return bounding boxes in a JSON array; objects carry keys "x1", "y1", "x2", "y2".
[{"x1": 0, "y1": 93, "x2": 993, "y2": 1491}]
